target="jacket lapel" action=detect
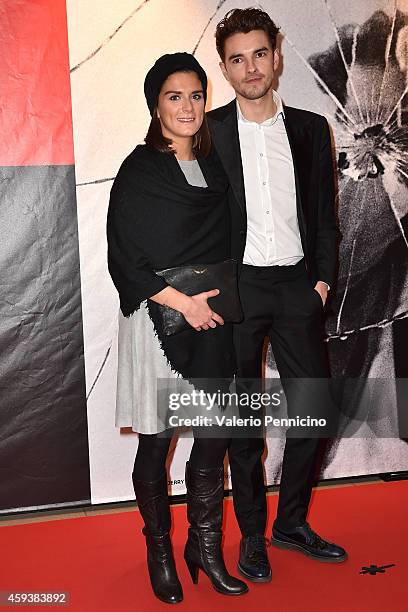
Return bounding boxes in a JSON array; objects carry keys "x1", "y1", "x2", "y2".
[
  {"x1": 209, "y1": 101, "x2": 246, "y2": 214},
  {"x1": 282, "y1": 107, "x2": 307, "y2": 244},
  {"x1": 211, "y1": 101, "x2": 308, "y2": 244}
]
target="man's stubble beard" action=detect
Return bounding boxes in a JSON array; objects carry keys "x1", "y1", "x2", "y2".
[{"x1": 235, "y1": 75, "x2": 274, "y2": 101}]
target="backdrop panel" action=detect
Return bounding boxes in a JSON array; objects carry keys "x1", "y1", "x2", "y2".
[
  {"x1": 0, "y1": 0, "x2": 90, "y2": 512},
  {"x1": 66, "y1": 0, "x2": 408, "y2": 504}
]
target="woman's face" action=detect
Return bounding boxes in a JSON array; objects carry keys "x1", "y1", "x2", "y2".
[{"x1": 157, "y1": 71, "x2": 205, "y2": 144}]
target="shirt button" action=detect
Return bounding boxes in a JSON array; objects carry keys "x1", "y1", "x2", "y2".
[
  {"x1": 263, "y1": 181, "x2": 266, "y2": 186},
  {"x1": 266, "y1": 211, "x2": 270, "y2": 214},
  {"x1": 260, "y1": 153, "x2": 264, "y2": 157}
]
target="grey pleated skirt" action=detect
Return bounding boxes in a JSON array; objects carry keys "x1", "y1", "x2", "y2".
[{"x1": 115, "y1": 301, "x2": 185, "y2": 434}]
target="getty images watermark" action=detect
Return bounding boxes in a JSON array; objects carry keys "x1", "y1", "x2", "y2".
[
  {"x1": 166, "y1": 389, "x2": 327, "y2": 429},
  {"x1": 156, "y1": 377, "x2": 408, "y2": 438}
]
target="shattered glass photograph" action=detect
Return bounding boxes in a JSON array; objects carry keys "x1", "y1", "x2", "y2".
[{"x1": 273, "y1": 3, "x2": 408, "y2": 442}]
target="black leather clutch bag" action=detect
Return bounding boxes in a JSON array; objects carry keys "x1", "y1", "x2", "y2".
[{"x1": 152, "y1": 259, "x2": 243, "y2": 336}]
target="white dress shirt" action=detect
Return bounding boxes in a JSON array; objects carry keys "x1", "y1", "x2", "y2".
[{"x1": 238, "y1": 91, "x2": 304, "y2": 267}]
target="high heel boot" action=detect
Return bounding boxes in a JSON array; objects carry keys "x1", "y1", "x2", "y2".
[
  {"x1": 184, "y1": 462, "x2": 248, "y2": 596},
  {"x1": 133, "y1": 472, "x2": 183, "y2": 604}
]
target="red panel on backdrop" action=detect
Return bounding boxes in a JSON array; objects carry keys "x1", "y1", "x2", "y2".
[{"x1": 0, "y1": 0, "x2": 74, "y2": 166}]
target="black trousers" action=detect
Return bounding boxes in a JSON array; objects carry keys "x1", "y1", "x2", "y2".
[{"x1": 229, "y1": 259, "x2": 330, "y2": 535}]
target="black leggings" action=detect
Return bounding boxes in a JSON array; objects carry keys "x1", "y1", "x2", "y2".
[{"x1": 132, "y1": 428, "x2": 230, "y2": 482}]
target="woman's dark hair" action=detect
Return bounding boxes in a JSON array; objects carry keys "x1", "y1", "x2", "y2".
[
  {"x1": 215, "y1": 7, "x2": 280, "y2": 61},
  {"x1": 144, "y1": 70, "x2": 211, "y2": 157}
]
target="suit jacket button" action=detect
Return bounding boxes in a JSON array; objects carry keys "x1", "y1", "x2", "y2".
[{"x1": 239, "y1": 230, "x2": 245, "y2": 235}]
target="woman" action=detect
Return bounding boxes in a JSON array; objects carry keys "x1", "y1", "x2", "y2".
[{"x1": 107, "y1": 53, "x2": 248, "y2": 603}]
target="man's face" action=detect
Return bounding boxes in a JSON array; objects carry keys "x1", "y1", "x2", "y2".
[{"x1": 220, "y1": 29, "x2": 279, "y2": 101}]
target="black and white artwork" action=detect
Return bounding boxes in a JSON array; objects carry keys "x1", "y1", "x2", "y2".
[
  {"x1": 311, "y1": 7, "x2": 408, "y2": 438},
  {"x1": 266, "y1": 1, "x2": 408, "y2": 481}
]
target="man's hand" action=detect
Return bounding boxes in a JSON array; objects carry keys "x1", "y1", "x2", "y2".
[{"x1": 314, "y1": 281, "x2": 329, "y2": 306}]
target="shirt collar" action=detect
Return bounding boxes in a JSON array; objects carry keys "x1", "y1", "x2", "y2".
[{"x1": 237, "y1": 90, "x2": 285, "y2": 126}]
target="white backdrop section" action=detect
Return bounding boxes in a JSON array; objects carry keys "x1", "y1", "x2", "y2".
[{"x1": 67, "y1": 0, "x2": 408, "y2": 504}]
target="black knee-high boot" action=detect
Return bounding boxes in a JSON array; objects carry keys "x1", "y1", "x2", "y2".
[
  {"x1": 134, "y1": 472, "x2": 183, "y2": 604},
  {"x1": 184, "y1": 462, "x2": 248, "y2": 596}
]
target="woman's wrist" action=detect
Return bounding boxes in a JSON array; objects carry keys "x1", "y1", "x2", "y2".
[
  {"x1": 169, "y1": 291, "x2": 192, "y2": 315},
  {"x1": 150, "y1": 286, "x2": 192, "y2": 314}
]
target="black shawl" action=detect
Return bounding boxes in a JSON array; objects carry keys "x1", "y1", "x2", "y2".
[{"x1": 107, "y1": 145, "x2": 235, "y2": 381}]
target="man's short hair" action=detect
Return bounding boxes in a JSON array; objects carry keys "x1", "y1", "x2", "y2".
[{"x1": 215, "y1": 7, "x2": 280, "y2": 62}]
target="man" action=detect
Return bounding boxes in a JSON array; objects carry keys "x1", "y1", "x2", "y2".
[{"x1": 207, "y1": 7, "x2": 347, "y2": 583}]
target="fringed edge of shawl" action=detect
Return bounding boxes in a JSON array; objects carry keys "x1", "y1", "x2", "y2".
[
  {"x1": 124, "y1": 300, "x2": 234, "y2": 411},
  {"x1": 145, "y1": 299, "x2": 187, "y2": 380},
  {"x1": 145, "y1": 299, "x2": 232, "y2": 409}
]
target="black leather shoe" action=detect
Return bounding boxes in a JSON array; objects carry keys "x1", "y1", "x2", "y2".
[
  {"x1": 237, "y1": 535, "x2": 272, "y2": 582},
  {"x1": 271, "y1": 522, "x2": 347, "y2": 563}
]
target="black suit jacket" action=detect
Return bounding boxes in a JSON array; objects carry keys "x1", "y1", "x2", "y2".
[{"x1": 207, "y1": 99, "x2": 339, "y2": 288}]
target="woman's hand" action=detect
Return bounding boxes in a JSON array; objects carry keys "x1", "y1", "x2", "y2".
[
  {"x1": 181, "y1": 289, "x2": 225, "y2": 331},
  {"x1": 150, "y1": 286, "x2": 224, "y2": 331}
]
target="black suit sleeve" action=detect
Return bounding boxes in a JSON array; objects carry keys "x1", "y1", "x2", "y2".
[
  {"x1": 314, "y1": 117, "x2": 339, "y2": 287},
  {"x1": 107, "y1": 171, "x2": 168, "y2": 316}
]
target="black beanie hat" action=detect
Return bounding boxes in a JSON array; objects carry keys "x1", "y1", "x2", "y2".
[{"x1": 144, "y1": 52, "x2": 208, "y2": 116}]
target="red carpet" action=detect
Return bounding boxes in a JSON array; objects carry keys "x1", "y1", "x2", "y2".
[{"x1": 1, "y1": 481, "x2": 407, "y2": 611}]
